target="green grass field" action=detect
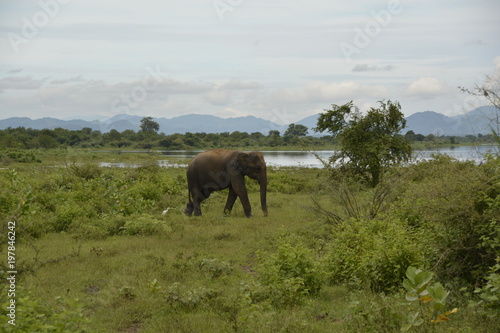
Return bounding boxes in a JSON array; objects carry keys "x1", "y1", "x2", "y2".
[{"x1": 1, "y1": 150, "x2": 499, "y2": 332}]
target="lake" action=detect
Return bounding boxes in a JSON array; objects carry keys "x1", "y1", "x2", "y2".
[{"x1": 99, "y1": 146, "x2": 497, "y2": 169}]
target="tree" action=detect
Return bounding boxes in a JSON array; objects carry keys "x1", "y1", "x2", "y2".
[
  {"x1": 268, "y1": 130, "x2": 280, "y2": 137},
  {"x1": 284, "y1": 123, "x2": 308, "y2": 137},
  {"x1": 140, "y1": 117, "x2": 160, "y2": 133},
  {"x1": 460, "y1": 73, "x2": 500, "y2": 149},
  {"x1": 315, "y1": 100, "x2": 412, "y2": 186}
]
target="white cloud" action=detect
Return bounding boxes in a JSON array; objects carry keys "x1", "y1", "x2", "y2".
[
  {"x1": 405, "y1": 77, "x2": 451, "y2": 99},
  {"x1": 0, "y1": 76, "x2": 43, "y2": 90},
  {"x1": 352, "y1": 64, "x2": 396, "y2": 72}
]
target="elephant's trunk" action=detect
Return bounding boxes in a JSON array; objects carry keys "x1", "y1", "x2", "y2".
[{"x1": 259, "y1": 171, "x2": 268, "y2": 217}]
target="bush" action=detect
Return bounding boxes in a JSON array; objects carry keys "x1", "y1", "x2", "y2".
[
  {"x1": 122, "y1": 214, "x2": 172, "y2": 236},
  {"x1": 0, "y1": 150, "x2": 41, "y2": 164},
  {"x1": 323, "y1": 217, "x2": 425, "y2": 292},
  {"x1": 256, "y1": 235, "x2": 324, "y2": 307},
  {"x1": 470, "y1": 260, "x2": 500, "y2": 318},
  {"x1": 392, "y1": 155, "x2": 500, "y2": 284},
  {"x1": 0, "y1": 286, "x2": 88, "y2": 333},
  {"x1": 69, "y1": 163, "x2": 101, "y2": 180},
  {"x1": 54, "y1": 201, "x2": 87, "y2": 232}
]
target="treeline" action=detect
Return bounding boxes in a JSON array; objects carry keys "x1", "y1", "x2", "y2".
[
  {"x1": 404, "y1": 130, "x2": 497, "y2": 145},
  {"x1": 0, "y1": 126, "x2": 335, "y2": 149},
  {"x1": 0, "y1": 126, "x2": 496, "y2": 150}
]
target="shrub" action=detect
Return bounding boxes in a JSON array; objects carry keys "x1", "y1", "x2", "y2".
[
  {"x1": 401, "y1": 266, "x2": 458, "y2": 331},
  {"x1": 323, "y1": 217, "x2": 425, "y2": 292},
  {"x1": 392, "y1": 155, "x2": 500, "y2": 284},
  {"x1": 164, "y1": 283, "x2": 219, "y2": 311},
  {"x1": 470, "y1": 260, "x2": 500, "y2": 318},
  {"x1": 0, "y1": 150, "x2": 41, "y2": 164},
  {"x1": 54, "y1": 201, "x2": 87, "y2": 232},
  {"x1": 69, "y1": 163, "x2": 101, "y2": 180},
  {"x1": 256, "y1": 235, "x2": 324, "y2": 307},
  {"x1": 122, "y1": 214, "x2": 172, "y2": 236},
  {"x1": 0, "y1": 287, "x2": 88, "y2": 333}
]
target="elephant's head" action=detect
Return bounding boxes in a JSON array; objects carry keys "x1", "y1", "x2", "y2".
[{"x1": 237, "y1": 152, "x2": 268, "y2": 216}]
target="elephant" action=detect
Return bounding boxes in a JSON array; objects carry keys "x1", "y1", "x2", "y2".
[{"x1": 183, "y1": 149, "x2": 268, "y2": 218}]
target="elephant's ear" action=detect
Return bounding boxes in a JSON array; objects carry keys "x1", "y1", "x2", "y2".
[{"x1": 235, "y1": 153, "x2": 249, "y2": 171}]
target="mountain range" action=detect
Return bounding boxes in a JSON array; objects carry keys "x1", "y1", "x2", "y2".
[{"x1": 0, "y1": 106, "x2": 497, "y2": 136}]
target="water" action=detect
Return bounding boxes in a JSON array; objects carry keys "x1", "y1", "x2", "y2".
[{"x1": 99, "y1": 146, "x2": 497, "y2": 169}]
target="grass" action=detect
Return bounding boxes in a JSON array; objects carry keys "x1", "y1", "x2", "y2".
[
  {"x1": 1, "y1": 149, "x2": 499, "y2": 332},
  {"x1": 13, "y1": 192, "x2": 334, "y2": 332}
]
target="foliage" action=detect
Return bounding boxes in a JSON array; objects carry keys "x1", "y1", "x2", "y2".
[
  {"x1": 256, "y1": 234, "x2": 324, "y2": 307},
  {"x1": 315, "y1": 100, "x2": 412, "y2": 186},
  {"x1": 140, "y1": 116, "x2": 160, "y2": 133},
  {"x1": 0, "y1": 150, "x2": 41, "y2": 165},
  {"x1": 1, "y1": 150, "x2": 500, "y2": 332},
  {"x1": 0, "y1": 286, "x2": 88, "y2": 333},
  {"x1": 171, "y1": 253, "x2": 233, "y2": 280},
  {"x1": 323, "y1": 217, "x2": 425, "y2": 292},
  {"x1": 284, "y1": 123, "x2": 309, "y2": 137},
  {"x1": 0, "y1": 126, "x2": 336, "y2": 150},
  {"x1": 401, "y1": 266, "x2": 458, "y2": 331},
  {"x1": 470, "y1": 260, "x2": 500, "y2": 318},
  {"x1": 122, "y1": 214, "x2": 172, "y2": 236},
  {"x1": 392, "y1": 155, "x2": 500, "y2": 285}
]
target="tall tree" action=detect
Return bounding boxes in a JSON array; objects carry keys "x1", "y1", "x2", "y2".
[
  {"x1": 140, "y1": 117, "x2": 160, "y2": 133},
  {"x1": 315, "y1": 100, "x2": 411, "y2": 186},
  {"x1": 284, "y1": 123, "x2": 308, "y2": 137}
]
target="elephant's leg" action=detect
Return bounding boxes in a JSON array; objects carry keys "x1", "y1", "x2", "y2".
[
  {"x1": 233, "y1": 185, "x2": 252, "y2": 217},
  {"x1": 224, "y1": 187, "x2": 238, "y2": 214},
  {"x1": 193, "y1": 196, "x2": 203, "y2": 216},
  {"x1": 193, "y1": 188, "x2": 208, "y2": 216},
  {"x1": 184, "y1": 188, "x2": 194, "y2": 216},
  {"x1": 184, "y1": 201, "x2": 194, "y2": 216}
]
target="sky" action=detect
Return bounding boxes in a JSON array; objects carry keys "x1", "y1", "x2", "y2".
[{"x1": 0, "y1": 0, "x2": 499, "y2": 125}]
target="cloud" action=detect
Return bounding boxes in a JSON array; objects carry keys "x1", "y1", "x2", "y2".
[
  {"x1": 292, "y1": 81, "x2": 389, "y2": 103},
  {"x1": 221, "y1": 79, "x2": 262, "y2": 90},
  {"x1": 405, "y1": 77, "x2": 450, "y2": 99},
  {"x1": 50, "y1": 76, "x2": 85, "y2": 84},
  {"x1": 494, "y1": 56, "x2": 500, "y2": 70},
  {"x1": 204, "y1": 89, "x2": 230, "y2": 105},
  {"x1": 7, "y1": 68, "x2": 23, "y2": 74},
  {"x1": 464, "y1": 39, "x2": 487, "y2": 46},
  {"x1": 351, "y1": 64, "x2": 396, "y2": 72},
  {"x1": 0, "y1": 76, "x2": 43, "y2": 91}
]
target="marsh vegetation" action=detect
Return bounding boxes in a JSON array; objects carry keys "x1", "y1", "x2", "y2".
[{"x1": 0, "y1": 148, "x2": 499, "y2": 332}]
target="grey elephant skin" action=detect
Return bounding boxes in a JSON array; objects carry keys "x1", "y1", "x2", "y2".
[{"x1": 183, "y1": 149, "x2": 268, "y2": 218}]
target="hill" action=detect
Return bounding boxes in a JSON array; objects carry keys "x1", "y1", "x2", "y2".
[
  {"x1": 405, "y1": 106, "x2": 497, "y2": 136},
  {"x1": 0, "y1": 106, "x2": 497, "y2": 136}
]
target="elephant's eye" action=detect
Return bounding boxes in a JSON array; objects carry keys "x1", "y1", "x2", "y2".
[{"x1": 254, "y1": 166, "x2": 261, "y2": 172}]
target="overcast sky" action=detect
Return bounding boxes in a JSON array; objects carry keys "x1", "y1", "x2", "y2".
[{"x1": 1, "y1": 0, "x2": 499, "y2": 124}]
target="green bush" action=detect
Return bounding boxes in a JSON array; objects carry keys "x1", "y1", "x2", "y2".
[
  {"x1": 69, "y1": 163, "x2": 101, "y2": 180},
  {"x1": 323, "y1": 217, "x2": 425, "y2": 292},
  {"x1": 470, "y1": 260, "x2": 500, "y2": 318},
  {"x1": 54, "y1": 202, "x2": 83, "y2": 232},
  {"x1": 392, "y1": 155, "x2": 500, "y2": 284},
  {"x1": 256, "y1": 235, "x2": 324, "y2": 307},
  {"x1": 123, "y1": 214, "x2": 172, "y2": 236},
  {"x1": 0, "y1": 286, "x2": 88, "y2": 333},
  {"x1": 0, "y1": 150, "x2": 41, "y2": 164}
]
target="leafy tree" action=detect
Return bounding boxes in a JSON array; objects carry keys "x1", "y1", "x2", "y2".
[
  {"x1": 268, "y1": 130, "x2": 280, "y2": 137},
  {"x1": 315, "y1": 100, "x2": 411, "y2": 186},
  {"x1": 140, "y1": 117, "x2": 160, "y2": 133},
  {"x1": 284, "y1": 123, "x2": 308, "y2": 137}
]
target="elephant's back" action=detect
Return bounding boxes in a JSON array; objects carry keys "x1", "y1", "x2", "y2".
[{"x1": 188, "y1": 149, "x2": 238, "y2": 171}]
